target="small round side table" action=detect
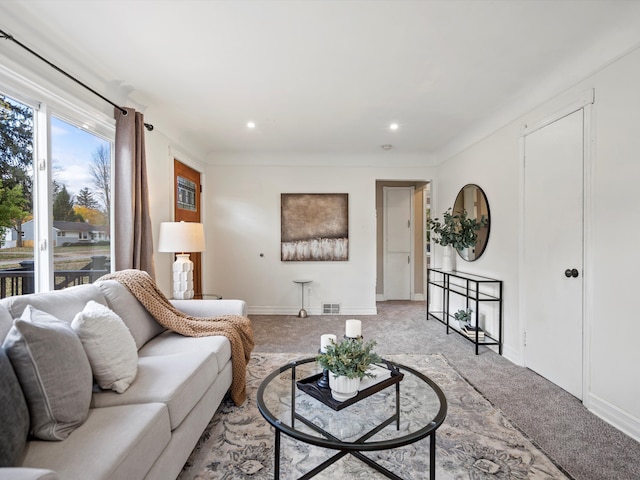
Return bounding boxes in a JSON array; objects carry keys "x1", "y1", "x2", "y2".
[{"x1": 293, "y1": 279, "x2": 312, "y2": 318}]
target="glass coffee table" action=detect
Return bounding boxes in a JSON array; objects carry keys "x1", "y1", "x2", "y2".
[{"x1": 257, "y1": 357, "x2": 447, "y2": 479}]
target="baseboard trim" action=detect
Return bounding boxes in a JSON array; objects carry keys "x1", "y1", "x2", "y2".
[
  {"x1": 502, "y1": 344, "x2": 524, "y2": 366},
  {"x1": 587, "y1": 392, "x2": 640, "y2": 442},
  {"x1": 376, "y1": 294, "x2": 425, "y2": 302},
  {"x1": 247, "y1": 306, "x2": 300, "y2": 315},
  {"x1": 247, "y1": 306, "x2": 378, "y2": 315}
]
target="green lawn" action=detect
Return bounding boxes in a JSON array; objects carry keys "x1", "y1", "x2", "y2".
[{"x1": 0, "y1": 244, "x2": 110, "y2": 270}]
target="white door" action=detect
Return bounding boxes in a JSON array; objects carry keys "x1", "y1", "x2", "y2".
[
  {"x1": 384, "y1": 187, "x2": 413, "y2": 300},
  {"x1": 522, "y1": 109, "x2": 584, "y2": 399}
]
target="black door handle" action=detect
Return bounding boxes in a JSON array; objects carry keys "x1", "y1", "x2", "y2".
[{"x1": 564, "y1": 268, "x2": 579, "y2": 278}]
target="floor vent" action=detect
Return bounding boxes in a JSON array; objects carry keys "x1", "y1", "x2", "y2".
[{"x1": 322, "y1": 303, "x2": 340, "y2": 315}]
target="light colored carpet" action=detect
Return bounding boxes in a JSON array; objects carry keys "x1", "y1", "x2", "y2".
[
  {"x1": 178, "y1": 353, "x2": 570, "y2": 479},
  {"x1": 249, "y1": 302, "x2": 640, "y2": 480}
]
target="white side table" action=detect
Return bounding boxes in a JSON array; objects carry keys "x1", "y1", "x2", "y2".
[{"x1": 293, "y1": 279, "x2": 312, "y2": 318}]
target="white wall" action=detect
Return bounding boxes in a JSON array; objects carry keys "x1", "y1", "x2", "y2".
[
  {"x1": 144, "y1": 131, "x2": 175, "y2": 293},
  {"x1": 434, "y1": 45, "x2": 640, "y2": 440},
  {"x1": 584, "y1": 46, "x2": 640, "y2": 439},
  {"x1": 201, "y1": 157, "x2": 432, "y2": 315}
]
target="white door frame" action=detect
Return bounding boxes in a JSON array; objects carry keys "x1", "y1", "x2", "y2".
[
  {"x1": 382, "y1": 186, "x2": 415, "y2": 301},
  {"x1": 518, "y1": 89, "x2": 594, "y2": 404}
]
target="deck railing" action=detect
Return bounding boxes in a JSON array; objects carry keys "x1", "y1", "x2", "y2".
[{"x1": 0, "y1": 256, "x2": 109, "y2": 298}]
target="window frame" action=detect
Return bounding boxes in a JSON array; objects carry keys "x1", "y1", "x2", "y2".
[{"x1": 0, "y1": 64, "x2": 115, "y2": 293}]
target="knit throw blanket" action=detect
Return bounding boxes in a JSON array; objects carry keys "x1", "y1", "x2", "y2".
[{"x1": 100, "y1": 269, "x2": 254, "y2": 406}]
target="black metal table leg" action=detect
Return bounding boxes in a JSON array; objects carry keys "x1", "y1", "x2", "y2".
[
  {"x1": 396, "y1": 378, "x2": 400, "y2": 430},
  {"x1": 274, "y1": 429, "x2": 281, "y2": 479},
  {"x1": 430, "y1": 431, "x2": 436, "y2": 480}
]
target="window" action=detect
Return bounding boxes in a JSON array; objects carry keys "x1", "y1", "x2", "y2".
[
  {"x1": 0, "y1": 90, "x2": 114, "y2": 298},
  {"x1": 51, "y1": 116, "x2": 111, "y2": 289},
  {"x1": 0, "y1": 94, "x2": 34, "y2": 297}
]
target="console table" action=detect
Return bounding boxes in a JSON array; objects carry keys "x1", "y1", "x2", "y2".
[{"x1": 426, "y1": 268, "x2": 503, "y2": 355}]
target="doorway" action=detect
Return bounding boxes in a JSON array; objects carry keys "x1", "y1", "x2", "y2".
[
  {"x1": 383, "y1": 186, "x2": 414, "y2": 300},
  {"x1": 521, "y1": 105, "x2": 588, "y2": 400},
  {"x1": 376, "y1": 181, "x2": 428, "y2": 301},
  {"x1": 173, "y1": 159, "x2": 202, "y2": 297}
]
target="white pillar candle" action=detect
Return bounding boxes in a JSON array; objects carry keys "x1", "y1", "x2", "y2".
[
  {"x1": 345, "y1": 319, "x2": 361, "y2": 338},
  {"x1": 320, "y1": 334, "x2": 337, "y2": 353}
]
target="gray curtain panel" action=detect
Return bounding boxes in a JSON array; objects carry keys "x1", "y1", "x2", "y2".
[{"x1": 114, "y1": 107, "x2": 156, "y2": 279}]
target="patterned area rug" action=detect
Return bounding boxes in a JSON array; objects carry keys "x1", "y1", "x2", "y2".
[{"x1": 178, "y1": 353, "x2": 570, "y2": 479}]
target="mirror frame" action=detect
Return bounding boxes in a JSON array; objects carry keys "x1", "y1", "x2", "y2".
[{"x1": 453, "y1": 184, "x2": 490, "y2": 261}]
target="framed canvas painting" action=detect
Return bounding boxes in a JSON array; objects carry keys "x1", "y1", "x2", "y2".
[{"x1": 281, "y1": 193, "x2": 348, "y2": 261}]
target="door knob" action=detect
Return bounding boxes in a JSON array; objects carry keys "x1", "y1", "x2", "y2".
[{"x1": 564, "y1": 268, "x2": 579, "y2": 278}]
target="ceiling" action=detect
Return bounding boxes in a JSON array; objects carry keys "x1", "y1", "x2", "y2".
[{"x1": 1, "y1": 1, "x2": 640, "y2": 163}]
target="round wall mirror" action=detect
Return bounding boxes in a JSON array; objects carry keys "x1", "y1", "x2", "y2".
[{"x1": 453, "y1": 184, "x2": 490, "y2": 261}]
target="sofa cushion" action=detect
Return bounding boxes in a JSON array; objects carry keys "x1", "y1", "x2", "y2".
[
  {"x1": 0, "y1": 348, "x2": 29, "y2": 467},
  {"x1": 71, "y1": 301, "x2": 138, "y2": 393},
  {"x1": 95, "y1": 280, "x2": 165, "y2": 349},
  {"x1": 138, "y1": 330, "x2": 231, "y2": 373},
  {"x1": 0, "y1": 468, "x2": 58, "y2": 480},
  {"x1": 0, "y1": 284, "x2": 107, "y2": 324},
  {"x1": 170, "y1": 298, "x2": 247, "y2": 317},
  {"x1": 91, "y1": 351, "x2": 218, "y2": 430},
  {"x1": 0, "y1": 305, "x2": 15, "y2": 342},
  {"x1": 21, "y1": 403, "x2": 170, "y2": 480},
  {"x1": 3, "y1": 306, "x2": 93, "y2": 441}
]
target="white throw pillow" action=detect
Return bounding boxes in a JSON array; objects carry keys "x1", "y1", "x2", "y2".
[{"x1": 72, "y1": 301, "x2": 138, "y2": 393}]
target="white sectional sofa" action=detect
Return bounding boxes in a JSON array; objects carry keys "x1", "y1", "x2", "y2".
[{"x1": 0, "y1": 278, "x2": 247, "y2": 480}]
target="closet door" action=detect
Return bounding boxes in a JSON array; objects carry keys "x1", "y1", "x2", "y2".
[{"x1": 522, "y1": 109, "x2": 584, "y2": 399}]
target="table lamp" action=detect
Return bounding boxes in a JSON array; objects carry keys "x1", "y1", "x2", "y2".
[{"x1": 158, "y1": 221, "x2": 206, "y2": 299}]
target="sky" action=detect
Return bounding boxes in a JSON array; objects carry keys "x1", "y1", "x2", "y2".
[{"x1": 50, "y1": 116, "x2": 110, "y2": 199}]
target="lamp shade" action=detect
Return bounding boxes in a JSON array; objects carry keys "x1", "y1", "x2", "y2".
[{"x1": 157, "y1": 221, "x2": 206, "y2": 253}]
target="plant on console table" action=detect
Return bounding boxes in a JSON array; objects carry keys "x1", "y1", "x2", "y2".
[
  {"x1": 454, "y1": 308, "x2": 473, "y2": 328},
  {"x1": 316, "y1": 338, "x2": 382, "y2": 401},
  {"x1": 428, "y1": 208, "x2": 486, "y2": 272}
]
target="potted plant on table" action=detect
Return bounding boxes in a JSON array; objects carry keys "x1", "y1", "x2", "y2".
[
  {"x1": 316, "y1": 338, "x2": 382, "y2": 401},
  {"x1": 454, "y1": 308, "x2": 473, "y2": 328},
  {"x1": 428, "y1": 208, "x2": 487, "y2": 271}
]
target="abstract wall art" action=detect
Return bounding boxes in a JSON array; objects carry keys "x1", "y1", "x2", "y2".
[{"x1": 281, "y1": 193, "x2": 349, "y2": 261}]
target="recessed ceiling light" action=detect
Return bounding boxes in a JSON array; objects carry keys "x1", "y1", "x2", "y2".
[
  {"x1": 381, "y1": 144, "x2": 393, "y2": 150},
  {"x1": 247, "y1": 121, "x2": 256, "y2": 129},
  {"x1": 389, "y1": 123, "x2": 399, "y2": 131}
]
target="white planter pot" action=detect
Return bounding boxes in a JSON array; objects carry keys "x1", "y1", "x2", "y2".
[
  {"x1": 329, "y1": 375, "x2": 360, "y2": 401},
  {"x1": 442, "y1": 245, "x2": 456, "y2": 272}
]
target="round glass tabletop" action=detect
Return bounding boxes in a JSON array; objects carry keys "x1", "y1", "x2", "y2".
[{"x1": 256, "y1": 357, "x2": 447, "y2": 479}]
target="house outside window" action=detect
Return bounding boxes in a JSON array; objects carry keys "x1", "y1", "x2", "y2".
[{"x1": 0, "y1": 89, "x2": 114, "y2": 298}]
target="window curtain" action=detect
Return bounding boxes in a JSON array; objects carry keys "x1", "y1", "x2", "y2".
[{"x1": 113, "y1": 107, "x2": 156, "y2": 279}]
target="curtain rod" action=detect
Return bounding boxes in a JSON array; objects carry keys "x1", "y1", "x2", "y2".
[{"x1": 1, "y1": 29, "x2": 153, "y2": 131}]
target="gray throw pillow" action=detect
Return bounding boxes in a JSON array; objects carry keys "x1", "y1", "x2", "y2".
[
  {"x1": 0, "y1": 348, "x2": 30, "y2": 466},
  {"x1": 3, "y1": 306, "x2": 93, "y2": 441}
]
